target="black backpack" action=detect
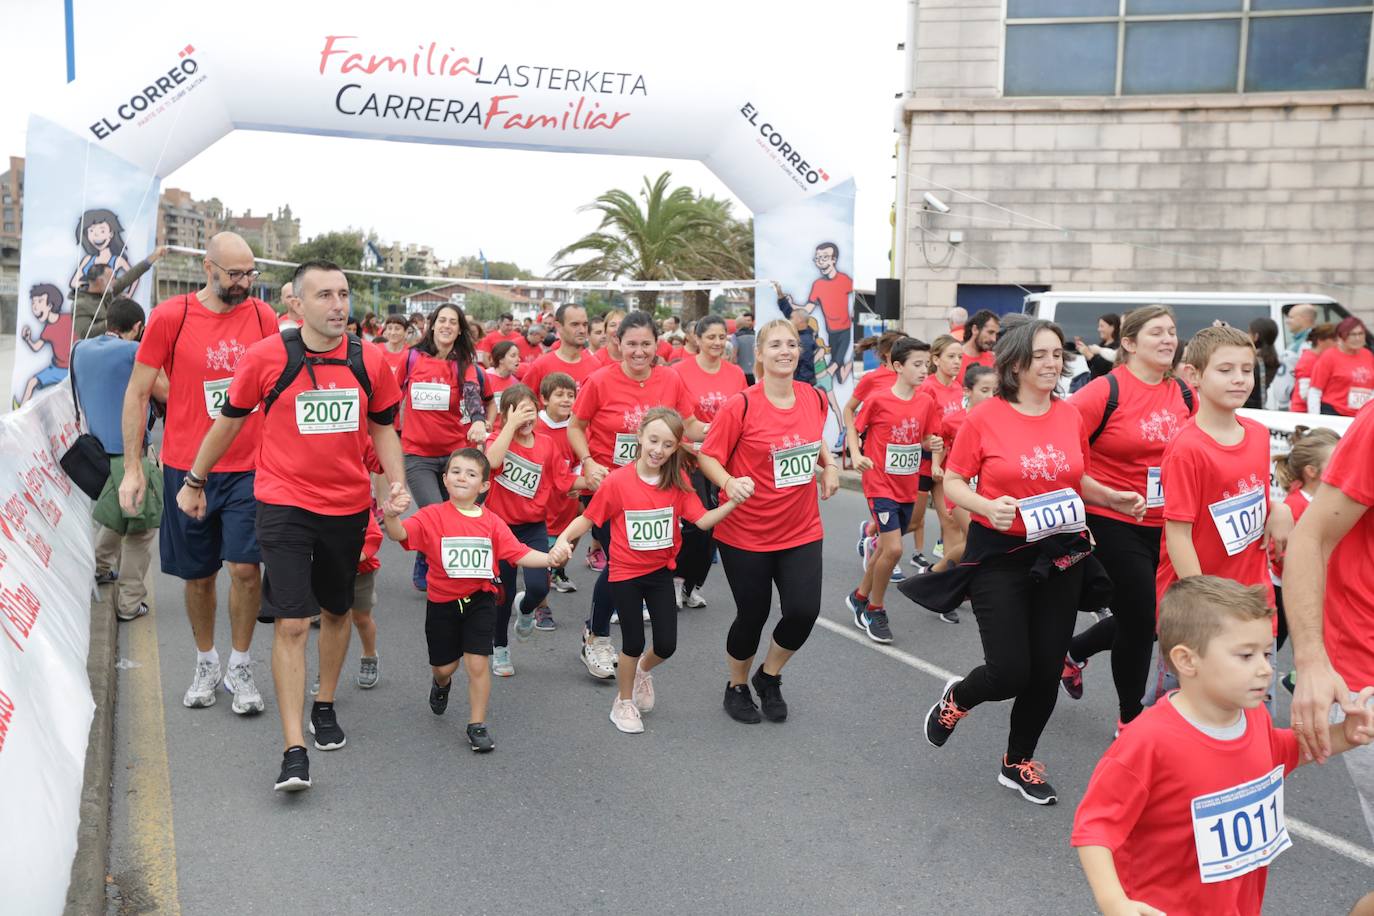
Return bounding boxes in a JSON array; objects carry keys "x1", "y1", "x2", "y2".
[
  {"x1": 1088, "y1": 373, "x2": 1195, "y2": 445},
  {"x1": 263, "y1": 328, "x2": 372, "y2": 414}
]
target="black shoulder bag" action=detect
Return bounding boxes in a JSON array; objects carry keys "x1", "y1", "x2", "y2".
[{"x1": 59, "y1": 341, "x2": 113, "y2": 500}]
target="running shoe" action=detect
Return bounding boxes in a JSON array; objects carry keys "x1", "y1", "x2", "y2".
[
  {"x1": 859, "y1": 535, "x2": 876, "y2": 569},
  {"x1": 610, "y1": 697, "x2": 644, "y2": 734},
  {"x1": 910, "y1": 552, "x2": 934, "y2": 572},
  {"x1": 309, "y1": 703, "x2": 347, "y2": 751},
  {"x1": 534, "y1": 605, "x2": 557, "y2": 631},
  {"x1": 633, "y1": 665, "x2": 655, "y2": 712},
  {"x1": 855, "y1": 521, "x2": 870, "y2": 559},
  {"x1": 998, "y1": 756, "x2": 1057, "y2": 806},
  {"x1": 751, "y1": 667, "x2": 788, "y2": 722},
  {"x1": 116, "y1": 601, "x2": 149, "y2": 622},
  {"x1": 580, "y1": 629, "x2": 616, "y2": 680},
  {"x1": 183, "y1": 658, "x2": 221, "y2": 708},
  {"x1": 1281, "y1": 671, "x2": 1296, "y2": 694},
  {"x1": 551, "y1": 568, "x2": 577, "y2": 593},
  {"x1": 429, "y1": 678, "x2": 451, "y2": 715},
  {"x1": 223, "y1": 660, "x2": 266, "y2": 715},
  {"x1": 889, "y1": 565, "x2": 906, "y2": 584},
  {"x1": 95, "y1": 568, "x2": 120, "y2": 585},
  {"x1": 924, "y1": 677, "x2": 968, "y2": 749},
  {"x1": 466, "y1": 722, "x2": 496, "y2": 753},
  {"x1": 357, "y1": 655, "x2": 380, "y2": 689},
  {"x1": 846, "y1": 590, "x2": 870, "y2": 629},
  {"x1": 586, "y1": 544, "x2": 607, "y2": 571},
  {"x1": 936, "y1": 609, "x2": 960, "y2": 624},
  {"x1": 681, "y1": 585, "x2": 707, "y2": 609},
  {"x1": 932, "y1": 539, "x2": 944, "y2": 559},
  {"x1": 860, "y1": 608, "x2": 894, "y2": 644},
  {"x1": 274, "y1": 746, "x2": 311, "y2": 792},
  {"x1": 1092, "y1": 607, "x2": 1113, "y2": 623},
  {"x1": 723, "y1": 683, "x2": 762, "y2": 724},
  {"x1": 1060, "y1": 655, "x2": 1087, "y2": 701},
  {"x1": 492, "y1": 646, "x2": 515, "y2": 677},
  {"x1": 412, "y1": 554, "x2": 429, "y2": 592},
  {"x1": 513, "y1": 591, "x2": 535, "y2": 640}
]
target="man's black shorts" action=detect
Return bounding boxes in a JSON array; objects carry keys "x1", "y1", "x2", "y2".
[
  {"x1": 256, "y1": 502, "x2": 368, "y2": 622},
  {"x1": 425, "y1": 592, "x2": 497, "y2": 666}
]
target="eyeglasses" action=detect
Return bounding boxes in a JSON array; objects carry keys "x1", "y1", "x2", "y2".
[{"x1": 207, "y1": 258, "x2": 261, "y2": 283}]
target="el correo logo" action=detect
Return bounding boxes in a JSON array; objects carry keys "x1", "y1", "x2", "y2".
[
  {"x1": 740, "y1": 102, "x2": 830, "y2": 187},
  {"x1": 89, "y1": 45, "x2": 203, "y2": 139}
]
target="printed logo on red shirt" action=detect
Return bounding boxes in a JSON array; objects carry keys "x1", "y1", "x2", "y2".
[
  {"x1": 1223, "y1": 474, "x2": 1266, "y2": 501},
  {"x1": 1020, "y1": 444, "x2": 1070, "y2": 481},
  {"x1": 1353, "y1": 366, "x2": 1373, "y2": 385},
  {"x1": 770, "y1": 433, "x2": 811, "y2": 457},
  {"x1": 205, "y1": 339, "x2": 249, "y2": 372},
  {"x1": 1139, "y1": 410, "x2": 1181, "y2": 444},
  {"x1": 623, "y1": 403, "x2": 650, "y2": 431},
  {"x1": 697, "y1": 391, "x2": 728, "y2": 421},
  {"x1": 887, "y1": 417, "x2": 924, "y2": 445}
]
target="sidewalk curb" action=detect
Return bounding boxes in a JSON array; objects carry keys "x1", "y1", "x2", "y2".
[
  {"x1": 64, "y1": 585, "x2": 117, "y2": 916},
  {"x1": 838, "y1": 468, "x2": 863, "y2": 494}
]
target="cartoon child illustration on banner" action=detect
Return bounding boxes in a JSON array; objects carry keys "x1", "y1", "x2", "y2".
[
  {"x1": 69, "y1": 208, "x2": 136, "y2": 295},
  {"x1": 777, "y1": 240, "x2": 854, "y2": 384},
  {"x1": 17, "y1": 283, "x2": 74, "y2": 407}
]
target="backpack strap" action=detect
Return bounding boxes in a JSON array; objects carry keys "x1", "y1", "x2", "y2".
[
  {"x1": 1088, "y1": 373, "x2": 1120, "y2": 446},
  {"x1": 346, "y1": 333, "x2": 373, "y2": 401},
  {"x1": 1176, "y1": 376, "x2": 1195, "y2": 414},
  {"x1": 263, "y1": 328, "x2": 307, "y2": 415},
  {"x1": 167, "y1": 294, "x2": 192, "y2": 373},
  {"x1": 401, "y1": 347, "x2": 419, "y2": 389}
]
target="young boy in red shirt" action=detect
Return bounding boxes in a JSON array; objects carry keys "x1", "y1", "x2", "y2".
[
  {"x1": 1073, "y1": 575, "x2": 1374, "y2": 916},
  {"x1": 537, "y1": 372, "x2": 583, "y2": 614},
  {"x1": 382, "y1": 448, "x2": 566, "y2": 752}
]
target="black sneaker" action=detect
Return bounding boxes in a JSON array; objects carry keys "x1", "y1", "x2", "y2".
[
  {"x1": 466, "y1": 722, "x2": 495, "y2": 753},
  {"x1": 751, "y1": 667, "x2": 788, "y2": 722},
  {"x1": 924, "y1": 677, "x2": 968, "y2": 749},
  {"x1": 274, "y1": 745, "x2": 311, "y2": 792},
  {"x1": 998, "y1": 756, "x2": 1057, "y2": 806},
  {"x1": 937, "y1": 609, "x2": 960, "y2": 624},
  {"x1": 723, "y1": 683, "x2": 762, "y2": 724},
  {"x1": 861, "y1": 608, "x2": 894, "y2": 644},
  {"x1": 309, "y1": 703, "x2": 346, "y2": 750},
  {"x1": 845, "y1": 590, "x2": 869, "y2": 630},
  {"x1": 429, "y1": 678, "x2": 451, "y2": 716},
  {"x1": 911, "y1": 552, "x2": 934, "y2": 571}
]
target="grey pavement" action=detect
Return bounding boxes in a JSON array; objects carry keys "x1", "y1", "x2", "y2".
[{"x1": 107, "y1": 490, "x2": 1373, "y2": 915}]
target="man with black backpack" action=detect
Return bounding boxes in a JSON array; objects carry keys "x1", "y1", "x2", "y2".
[
  {"x1": 118, "y1": 231, "x2": 277, "y2": 717},
  {"x1": 175, "y1": 259, "x2": 407, "y2": 793}
]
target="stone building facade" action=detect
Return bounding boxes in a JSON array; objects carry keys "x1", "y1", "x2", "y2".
[{"x1": 898, "y1": 0, "x2": 1374, "y2": 339}]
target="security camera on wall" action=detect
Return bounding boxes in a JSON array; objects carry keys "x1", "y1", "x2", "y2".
[{"x1": 922, "y1": 192, "x2": 951, "y2": 213}]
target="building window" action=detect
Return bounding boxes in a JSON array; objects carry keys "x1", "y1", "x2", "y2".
[{"x1": 1004, "y1": 2, "x2": 1373, "y2": 96}]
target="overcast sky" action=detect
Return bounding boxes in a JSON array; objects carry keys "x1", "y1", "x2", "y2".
[{"x1": 1, "y1": 0, "x2": 906, "y2": 287}]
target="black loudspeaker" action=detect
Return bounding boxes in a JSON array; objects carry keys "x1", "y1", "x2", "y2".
[{"x1": 874, "y1": 278, "x2": 901, "y2": 321}]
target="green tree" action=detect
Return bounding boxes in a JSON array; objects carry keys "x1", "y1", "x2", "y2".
[{"x1": 462, "y1": 290, "x2": 509, "y2": 322}]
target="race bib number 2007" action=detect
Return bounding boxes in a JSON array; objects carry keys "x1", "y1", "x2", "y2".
[
  {"x1": 295, "y1": 388, "x2": 359, "y2": 435},
  {"x1": 773, "y1": 441, "x2": 821, "y2": 488},
  {"x1": 1191, "y1": 765, "x2": 1290, "y2": 884},
  {"x1": 625, "y1": 508, "x2": 674, "y2": 551},
  {"x1": 440, "y1": 536, "x2": 494, "y2": 579}
]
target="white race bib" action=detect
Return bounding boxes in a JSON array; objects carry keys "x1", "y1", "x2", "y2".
[
  {"x1": 203, "y1": 378, "x2": 232, "y2": 420},
  {"x1": 1191, "y1": 765, "x2": 1290, "y2": 884},
  {"x1": 773, "y1": 441, "x2": 822, "y2": 488},
  {"x1": 294, "y1": 388, "x2": 359, "y2": 435},
  {"x1": 1017, "y1": 488, "x2": 1087, "y2": 542},
  {"x1": 495, "y1": 451, "x2": 543, "y2": 499},
  {"x1": 440, "y1": 536, "x2": 494, "y2": 579},
  {"x1": 1349, "y1": 388, "x2": 1372, "y2": 410},
  {"x1": 612, "y1": 433, "x2": 640, "y2": 466},
  {"x1": 884, "y1": 443, "x2": 922, "y2": 476},
  {"x1": 1208, "y1": 488, "x2": 1266, "y2": 557},
  {"x1": 410, "y1": 381, "x2": 451, "y2": 411},
  {"x1": 625, "y1": 507, "x2": 674, "y2": 550},
  {"x1": 1146, "y1": 467, "x2": 1164, "y2": 509}
]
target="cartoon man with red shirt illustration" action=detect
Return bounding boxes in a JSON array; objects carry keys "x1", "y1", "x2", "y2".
[
  {"x1": 17, "y1": 282, "x2": 74, "y2": 406},
  {"x1": 780, "y1": 242, "x2": 855, "y2": 384}
]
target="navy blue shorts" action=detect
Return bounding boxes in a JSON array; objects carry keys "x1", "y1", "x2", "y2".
[
  {"x1": 160, "y1": 467, "x2": 260, "y2": 580},
  {"x1": 867, "y1": 497, "x2": 914, "y2": 534}
]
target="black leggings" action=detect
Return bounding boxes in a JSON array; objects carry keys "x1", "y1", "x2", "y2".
[
  {"x1": 1066, "y1": 516, "x2": 1162, "y2": 723},
  {"x1": 587, "y1": 516, "x2": 615, "y2": 637},
  {"x1": 718, "y1": 539, "x2": 823, "y2": 661},
  {"x1": 495, "y1": 522, "x2": 550, "y2": 649},
  {"x1": 608, "y1": 567, "x2": 678, "y2": 659},
  {"x1": 951, "y1": 527, "x2": 1084, "y2": 762},
  {"x1": 675, "y1": 470, "x2": 718, "y2": 592}
]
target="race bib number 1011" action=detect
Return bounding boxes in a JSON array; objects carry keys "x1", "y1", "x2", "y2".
[{"x1": 1191, "y1": 765, "x2": 1290, "y2": 884}]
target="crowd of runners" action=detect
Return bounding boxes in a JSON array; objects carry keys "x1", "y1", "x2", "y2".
[{"x1": 94, "y1": 231, "x2": 1374, "y2": 914}]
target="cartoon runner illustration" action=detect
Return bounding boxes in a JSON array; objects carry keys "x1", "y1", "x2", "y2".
[
  {"x1": 778, "y1": 241, "x2": 855, "y2": 383},
  {"x1": 18, "y1": 282, "x2": 74, "y2": 407},
  {"x1": 69, "y1": 208, "x2": 135, "y2": 295}
]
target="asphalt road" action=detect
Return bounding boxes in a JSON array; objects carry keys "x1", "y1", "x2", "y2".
[{"x1": 107, "y1": 489, "x2": 1374, "y2": 915}]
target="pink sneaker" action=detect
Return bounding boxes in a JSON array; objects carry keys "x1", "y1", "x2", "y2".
[
  {"x1": 609, "y1": 697, "x2": 644, "y2": 734},
  {"x1": 633, "y1": 666, "x2": 655, "y2": 713},
  {"x1": 586, "y1": 544, "x2": 607, "y2": 572}
]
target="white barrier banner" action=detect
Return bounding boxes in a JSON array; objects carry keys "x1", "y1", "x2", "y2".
[{"x1": 0, "y1": 382, "x2": 97, "y2": 916}]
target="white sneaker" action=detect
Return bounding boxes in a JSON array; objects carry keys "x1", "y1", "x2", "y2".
[
  {"x1": 513, "y1": 591, "x2": 535, "y2": 641},
  {"x1": 183, "y1": 658, "x2": 221, "y2": 708},
  {"x1": 682, "y1": 587, "x2": 707, "y2": 609},
  {"x1": 674, "y1": 579, "x2": 686, "y2": 608},
  {"x1": 610, "y1": 697, "x2": 644, "y2": 734},
  {"x1": 492, "y1": 645, "x2": 515, "y2": 677},
  {"x1": 633, "y1": 665, "x2": 655, "y2": 713},
  {"x1": 581, "y1": 632, "x2": 616, "y2": 680},
  {"x1": 223, "y1": 661, "x2": 265, "y2": 715}
]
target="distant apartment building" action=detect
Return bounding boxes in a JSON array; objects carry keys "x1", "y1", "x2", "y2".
[
  {"x1": 383, "y1": 242, "x2": 440, "y2": 277},
  {"x1": 158, "y1": 187, "x2": 224, "y2": 251},
  {"x1": 896, "y1": 0, "x2": 1374, "y2": 338},
  {"x1": 223, "y1": 204, "x2": 300, "y2": 259}
]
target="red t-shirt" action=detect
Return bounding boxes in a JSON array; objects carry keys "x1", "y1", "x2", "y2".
[
  {"x1": 701, "y1": 383, "x2": 829, "y2": 552},
  {"x1": 1071, "y1": 696, "x2": 1299, "y2": 916},
  {"x1": 483, "y1": 431, "x2": 577, "y2": 527},
  {"x1": 957, "y1": 350, "x2": 995, "y2": 385},
  {"x1": 379, "y1": 346, "x2": 407, "y2": 380},
  {"x1": 1320, "y1": 406, "x2": 1374, "y2": 687},
  {"x1": 944, "y1": 397, "x2": 1089, "y2": 539},
  {"x1": 39, "y1": 314, "x2": 74, "y2": 369},
  {"x1": 226, "y1": 334, "x2": 402, "y2": 515},
  {"x1": 358, "y1": 515, "x2": 383, "y2": 575},
  {"x1": 668, "y1": 345, "x2": 685, "y2": 364},
  {"x1": 401, "y1": 502, "x2": 529, "y2": 601},
  {"x1": 1270, "y1": 489, "x2": 1312, "y2": 581},
  {"x1": 486, "y1": 371, "x2": 518, "y2": 397},
  {"x1": 538, "y1": 411, "x2": 582, "y2": 534},
  {"x1": 852, "y1": 366, "x2": 895, "y2": 406},
  {"x1": 672, "y1": 356, "x2": 748, "y2": 424},
  {"x1": 1310, "y1": 346, "x2": 1374, "y2": 416},
  {"x1": 136, "y1": 294, "x2": 277, "y2": 472},
  {"x1": 593, "y1": 347, "x2": 618, "y2": 367},
  {"x1": 515, "y1": 337, "x2": 544, "y2": 372},
  {"x1": 807, "y1": 273, "x2": 853, "y2": 331},
  {"x1": 399, "y1": 351, "x2": 485, "y2": 457},
  {"x1": 1155, "y1": 418, "x2": 1273, "y2": 606},
  {"x1": 1290, "y1": 348, "x2": 1318, "y2": 413},
  {"x1": 656, "y1": 339, "x2": 674, "y2": 362},
  {"x1": 477, "y1": 329, "x2": 522, "y2": 357},
  {"x1": 856, "y1": 386, "x2": 940, "y2": 503},
  {"x1": 919, "y1": 375, "x2": 965, "y2": 431},
  {"x1": 583, "y1": 464, "x2": 706, "y2": 582},
  {"x1": 1071, "y1": 367, "x2": 1196, "y2": 527},
  {"x1": 572, "y1": 365, "x2": 694, "y2": 469},
  {"x1": 521, "y1": 348, "x2": 601, "y2": 400}
]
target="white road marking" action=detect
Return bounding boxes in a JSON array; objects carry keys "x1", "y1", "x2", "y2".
[{"x1": 814, "y1": 615, "x2": 1374, "y2": 870}]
